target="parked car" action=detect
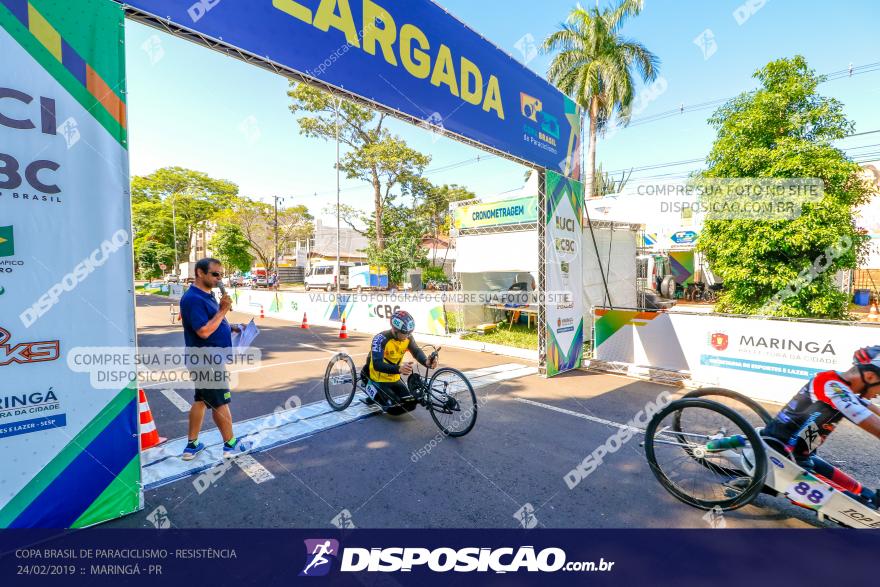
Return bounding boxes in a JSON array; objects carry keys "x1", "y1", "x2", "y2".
[
  {"x1": 247, "y1": 267, "x2": 269, "y2": 288},
  {"x1": 164, "y1": 273, "x2": 180, "y2": 284},
  {"x1": 223, "y1": 275, "x2": 245, "y2": 288}
]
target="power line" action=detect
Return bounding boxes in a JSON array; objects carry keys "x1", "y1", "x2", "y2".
[
  {"x1": 620, "y1": 61, "x2": 880, "y2": 130},
  {"x1": 602, "y1": 128, "x2": 880, "y2": 177},
  {"x1": 291, "y1": 153, "x2": 502, "y2": 200}
]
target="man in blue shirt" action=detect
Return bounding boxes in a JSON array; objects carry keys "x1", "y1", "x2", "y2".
[{"x1": 179, "y1": 258, "x2": 251, "y2": 460}]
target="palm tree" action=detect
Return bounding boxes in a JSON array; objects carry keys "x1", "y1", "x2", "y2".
[{"x1": 543, "y1": 0, "x2": 659, "y2": 198}]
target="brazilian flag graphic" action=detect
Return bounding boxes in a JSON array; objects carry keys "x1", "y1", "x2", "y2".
[{"x1": 0, "y1": 226, "x2": 13, "y2": 257}]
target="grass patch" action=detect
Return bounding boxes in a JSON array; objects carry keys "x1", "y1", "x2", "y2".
[{"x1": 460, "y1": 322, "x2": 538, "y2": 350}]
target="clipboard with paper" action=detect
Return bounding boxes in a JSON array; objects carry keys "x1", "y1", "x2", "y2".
[{"x1": 231, "y1": 318, "x2": 259, "y2": 349}]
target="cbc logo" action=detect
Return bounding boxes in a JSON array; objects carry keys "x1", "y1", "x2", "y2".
[
  {"x1": 373, "y1": 305, "x2": 401, "y2": 319},
  {"x1": 555, "y1": 238, "x2": 576, "y2": 253}
]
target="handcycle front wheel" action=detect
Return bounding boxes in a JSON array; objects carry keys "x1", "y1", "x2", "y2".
[
  {"x1": 679, "y1": 387, "x2": 773, "y2": 427},
  {"x1": 674, "y1": 387, "x2": 773, "y2": 478},
  {"x1": 324, "y1": 353, "x2": 357, "y2": 411},
  {"x1": 645, "y1": 398, "x2": 768, "y2": 511},
  {"x1": 425, "y1": 367, "x2": 477, "y2": 437}
]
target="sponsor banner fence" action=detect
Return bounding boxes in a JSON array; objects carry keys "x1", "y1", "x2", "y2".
[
  {"x1": 545, "y1": 171, "x2": 584, "y2": 376},
  {"x1": 0, "y1": 0, "x2": 139, "y2": 527},
  {"x1": 118, "y1": 0, "x2": 582, "y2": 178},
  {"x1": 226, "y1": 289, "x2": 448, "y2": 336},
  {"x1": 592, "y1": 308, "x2": 880, "y2": 403}
]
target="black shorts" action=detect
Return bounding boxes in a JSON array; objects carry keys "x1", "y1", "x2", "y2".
[
  {"x1": 367, "y1": 379, "x2": 417, "y2": 413},
  {"x1": 193, "y1": 387, "x2": 231, "y2": 409},
  {"x1": 189, "y1": 366, "x2": 231, "y2": 409}
]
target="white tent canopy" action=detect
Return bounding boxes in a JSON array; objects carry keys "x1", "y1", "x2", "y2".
[
  {"x1": 455, "y1": 231, "x2": 538, "y2": 273},
  {"x1": 452, "y1": 221, "x2": 639, "y2": 331}
]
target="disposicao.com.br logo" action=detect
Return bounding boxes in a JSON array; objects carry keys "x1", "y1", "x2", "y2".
[
  {"x1": 301, "y1": 541, "x2": 615, "y2": 575},
  {"x1": 300, "y1": 539, "x2": 340, "y2": 577}
]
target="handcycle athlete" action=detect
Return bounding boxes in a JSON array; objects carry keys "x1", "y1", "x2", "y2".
[
  {"x1": 358, "y1": 310, "x2": 438, "y2": 414},
  {"x1": 759, "y1": 345, "x2": 880, "y2": 509}
]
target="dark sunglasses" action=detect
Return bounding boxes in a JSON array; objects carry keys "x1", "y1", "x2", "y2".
[{"x1": 209, "y1": 271, "x2": 223, "y2": 278}]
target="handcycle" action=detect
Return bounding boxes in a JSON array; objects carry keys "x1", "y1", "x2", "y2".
[
  {"x1": 322, "y1": 345, "x2": 478, "y2": 437},
  {"x1": 643, "y1": 387, "x2": 880, "y2": 528}
]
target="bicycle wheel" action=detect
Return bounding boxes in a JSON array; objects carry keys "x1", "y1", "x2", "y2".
[
  {"x1": 425, "y1": 368, "x2": 477, "y2": 437},
  {"x1": 645, "y1": 398, "x2": 767, "y2": 511},
  {"x1": 673, "y1": 388, "x2": 772, "y2": 478},
  {"x1": 324, "y1": 353, "x2": 357, "y2": 411},
  {"x1": 679, "y1": 388, "x2": 773, "y2": 428}
]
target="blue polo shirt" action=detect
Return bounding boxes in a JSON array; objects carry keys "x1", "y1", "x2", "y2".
[{"x1": 180, "y1": 286, "x2": 232, "y2": 349}]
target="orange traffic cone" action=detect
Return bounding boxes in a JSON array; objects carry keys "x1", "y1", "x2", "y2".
[
  {"x1": 868, "y1": 304, "x2": 879, "y2": 323},
  {"x1": 138, "y1": 388, "x2": 166, "y2": 450},
  {"x1": 301, "y1": 313, "x2": 309, "y2": 329},
  {"x1": 259, "y1": 305, "x2": 265, "y2": 319},
  {"x1": 339, "y1": 318, "x2": 348, "y2": 339}
]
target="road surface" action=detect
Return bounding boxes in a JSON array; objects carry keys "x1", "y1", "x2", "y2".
[{"x1": 104, "y1": 295, "x2": 879, "y2": 529}]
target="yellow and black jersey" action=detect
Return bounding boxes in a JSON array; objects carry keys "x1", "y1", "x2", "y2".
[{"x1": 367, "y1": 330, "x2": 427, "y2": 383}]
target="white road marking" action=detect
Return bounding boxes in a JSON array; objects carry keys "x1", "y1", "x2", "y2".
[
  {"x1": 234, "y1": 454, "x2": 275, "y2": 484},
  {"x1": 436, "y1": 366, "x2": 538, "y2": 395},
  {"x1": 160, "y1": 389, "x2": 191, "y2": 413},
  {"x1": 142, "y1": 363, "x2": 536, "y2": 490},
  {"x1": 141, "y1": 394, "x2": 381, "y2": 489},
  {"x1": 514, "y1": 397, "x2": 643, "y2": 433},
  {"x1": 299, "y1": 343, "x2": 338, "y2": 354},
  {"x1": 459, "y1": 363, "x2": 532, "y2": 380}
]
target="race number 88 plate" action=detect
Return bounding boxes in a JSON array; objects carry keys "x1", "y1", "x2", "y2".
[{"x1": 785, "y1": 473, "x2": 833, "y2": 510}]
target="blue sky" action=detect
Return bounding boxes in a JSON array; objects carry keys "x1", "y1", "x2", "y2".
[{"x1": 125, "y1": 1, "x2": 880, "y2": 224}]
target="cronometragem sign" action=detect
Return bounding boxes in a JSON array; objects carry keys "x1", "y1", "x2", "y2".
[
  {"x1": 119, "y1": 0, "x2": 583, "y2": 179},
  {"x1": 453, "y1": 196, "x2": 538, "y2": 230}
]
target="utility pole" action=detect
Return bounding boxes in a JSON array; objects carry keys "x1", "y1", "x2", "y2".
[
  {"x1": 336, "y1": 97, "x2": 342, "y2": 299},
  {"x1": 273, "y1": 195, "x2": 284, "y2": 275},
  {"x1": 171, "y1": 194, "x2": 179, "y2": 275}
]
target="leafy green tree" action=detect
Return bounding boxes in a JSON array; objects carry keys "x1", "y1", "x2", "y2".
[
  {"x1": 415, "y1": 183, "x2": 475, "y2": 267},
  {"x1": 364, "y1": 205, "x2": 429, "y2": 286},
  {"x1": 327, "y1": 180, "x2": 472, "y2": 278},
  {"x1": 543, "y1": 0, "x2": 659, "y2": 199},
  {"x1": 209, "y1": 223, "x2": 254, "y2": 273},
  {"x1": 219, "y1": 198, "x2": 313, "y2": 271},
  {"x1": 697, "y1": 56, "x2": 871, "y2": 319},
  {"x1": 288, "y1": 84, "x2": 430, "y2": 251},
  {"x1": 132, "y1": 167, "x2": 238, "y2": 263},
  {"x1": 134, "y1": 239, "x2": 175, "y2": 280}
]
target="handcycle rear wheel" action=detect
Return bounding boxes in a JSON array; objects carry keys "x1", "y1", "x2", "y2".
[
  {"x1": 425, "y1": 367, "x2": 477, "y2": 437},
  {"x1": 645, "y1": 398, "x2": 768, "y2": 511},
  {"x1": 324, "y1": 353, "x2": 357, "y2": 411}
]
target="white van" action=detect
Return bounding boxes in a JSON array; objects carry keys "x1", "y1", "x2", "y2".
[{"x1": 304, "y1": 263, "x2": 351, "y2": 291}]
